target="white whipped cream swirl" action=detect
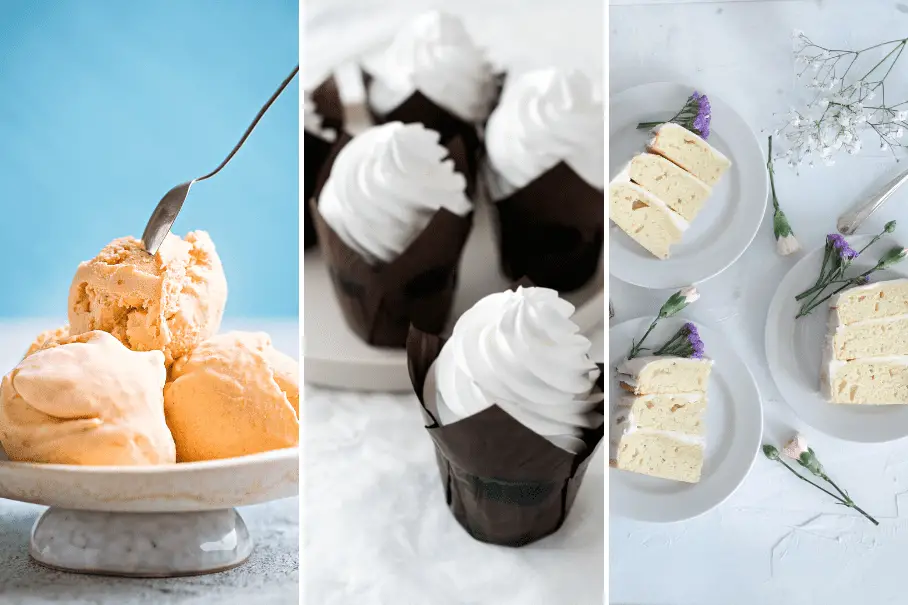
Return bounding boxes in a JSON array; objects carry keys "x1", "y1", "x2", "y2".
[
  {"x1": 434, "y1": 287, "x2": 603, "y2": 449},
  {"x1": 318, "y1": 122, "x2": 471, "y2": 264},
  {"x1": 367, "y1": 10, "x2": 496, "y2": 123},
  {"x1": 484, "y1": 68, "x2": 604, "y2": 198}
]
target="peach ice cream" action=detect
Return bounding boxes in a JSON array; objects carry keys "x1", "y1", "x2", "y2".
[
  {"x1": 0, "y1": 330, "x2": 176, "y2": 465},
  {"x1": 68, "y1": 231, "x2": 227, "y2": 367},
  {"x1": 164, "y1": 331, "x2": 299, "y2": 462},
  {"x1": 24, "y1": 325, "x2": 71, "y2": 357}
]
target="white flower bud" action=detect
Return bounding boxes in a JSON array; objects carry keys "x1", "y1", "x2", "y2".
[
  {"x1": 782, "y1": 434, "x2": 809, "y2": 460},
  {"x1": 679, "y1": 286, "x2": 700, "y2": 304},
  {"x1": 776, "y1": 233, "x2": 801, "y2": 256}
]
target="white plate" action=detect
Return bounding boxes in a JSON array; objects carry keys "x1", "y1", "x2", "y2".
[
  {"x1": 304, "y1": 71, "x2": 604, "y2": 392},
  {"x1": 609, "y1": 82, "x2": 767, "y2": 289},
  {"x1": 609, "y1": 317, "x2": 763, "y2": 522},
  {"x1": 0, "y1": 447, "x2": 298, "y2": 512},
  {"x1": 765, "y1": 235, "x2": 908, "y2": 442}
]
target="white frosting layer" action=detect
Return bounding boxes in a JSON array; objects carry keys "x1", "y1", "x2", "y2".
[
  {"x1": 608, "y1": 409, "x2": 705, "y2": 460},
  {"x1": 485, "y1": 68, "x2": 604, "y2": 197},
  {"x1": 366, "y1": 10, "x2": 496, "y2": 122},
  {"x1": 318, "y1": 122, "x2": 472, "y2": 264},
  {"x1": 434, "y1": 287, "x2": 603, "y2": 439},
  {"x1": 303, "y1": 93, "x2": 336, "y2": 142}
]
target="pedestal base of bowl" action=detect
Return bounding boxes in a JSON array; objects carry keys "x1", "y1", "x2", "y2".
[{"x1": 29, "y1": 507, "x2": 253, "y2": 577}]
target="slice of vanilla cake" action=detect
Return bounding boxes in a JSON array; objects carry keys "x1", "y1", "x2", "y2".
[
  {"x1": 823, "y1": 279, "x2": 908, "y2": 404},
  {"x1": 609, "y1": 181, "x2": 688, "y2": 260},
  {"x1": 611, "y1": 355, "x2": 713, "y2": 483},
  {"x1": 616, "y1": 356, "x2": 713, "y2": 395},
  {"x1": 625, "y1": 153, "x2": 712, "y2": 221},
  {"x1": 647, "y1": 123, "x2": 731, "y2": 187}
]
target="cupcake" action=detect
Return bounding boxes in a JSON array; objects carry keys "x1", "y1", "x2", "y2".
[
  {"x1": 361, "y1": 10, "x2": 498, "y2": 190},
  {"x1": 311, "y1": 121, "x2": 473, "y2": 347},
  {"x1": 483, "y1": 68, "x2": 604, "y2": 292},
  {"x1": 407, "y1": 285, "x2": 604, "y2": 547},
  {"x1": 304, "y1": 76, "x2": 345, "y2": 250}
]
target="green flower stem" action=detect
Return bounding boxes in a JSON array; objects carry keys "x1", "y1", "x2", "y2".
[
  {"x1": 821, "y1": 473, "x2": 850, "y2": 501},
  {"x1": 628, "y1": 318, "x2": 659, "y2": 359},
  {"x1": 776, "y1": 459, "x2": 844, "y2": 501},
  {"x1": 797, "y1": 279, "x2": 861, "y2": 318},
  {"x1": 653, "y1": 331, "x2": 686, "y2": 355}
]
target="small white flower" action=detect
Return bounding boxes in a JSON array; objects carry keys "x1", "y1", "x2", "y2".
[
  {"x1": 790, "y1": 116, "x2": 801, "y2": 127},
  {"x1": 828, "y1": 78, "x2": 840, "y2": 90},
  {"x1": 881, "y1": 140, "x2": 890, "y2": 151},
  {"x1": 679, "y1": 286, "x2": 700, "y2": 304},
  {"x1": 824, "y1": 156, "x2": 836, "y2": 166},
  {"x1": 897, "y1": 128, "x2": 905, "y2": 139},
  {"x1": 810, "y1": 78, "x2": 821, "y2": 88},
  {"x1": 818, "y1": 98, "x2": 830, "y2": 109},
  {"x1": 898, "y1": 111, "x2": 908, "y2": 122},
  {"x1": 777, "y1": 233, "x2": 801, "y2": 256},
  {"x1": 782, "y1": 434, "x2": 809, "y2": 459}
]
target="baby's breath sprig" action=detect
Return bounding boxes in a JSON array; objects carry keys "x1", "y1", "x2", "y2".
[
  {"x1": 774, "y1": 31, "x2": 908, "y2": 169},
  {"x1": 764, "y1": 434, "x2": 878, "y2": 526},
  {"x1": 795, "y1": 225, "x2": 903, "y2": 318},
  {"x1": 626, "y1": 287, "x2": 699, "y2": 360}
]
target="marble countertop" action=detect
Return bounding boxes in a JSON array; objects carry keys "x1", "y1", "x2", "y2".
[
  {"x1": 611, "y1": 1, "x2": 908, "y2": 604},
  {"x1": 0, "y1": 320, "x2": 300, "y2": 605}
]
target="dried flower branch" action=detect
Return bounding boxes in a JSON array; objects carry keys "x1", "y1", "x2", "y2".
[
  {"x1": 795, "y1": 224, "x2": 902, "y2": 318},
  {"x1": 627, "y1": 287, "x2": 699, "y2": 360},
  {"x1": 653, "y1": 322, "x2": 705, "y2": 359},
  {"x1": 764, "y1": 435, "x2": 879, "y2": 526},
  {"x1": 638, "y1": 91, "x2": 712, "y2": 139},
  {"x1": 767, "y1": 136, "x2": 801, "y2": 256}
]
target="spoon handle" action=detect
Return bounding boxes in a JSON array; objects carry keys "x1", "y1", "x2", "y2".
[
  {"x1": 837, "y1": 165, "x2": 908, "y2": 235},
  {"x1": 197, "y1": 64, "x2": 299, "y2": 183}
]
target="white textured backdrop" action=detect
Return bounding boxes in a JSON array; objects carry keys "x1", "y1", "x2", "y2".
[{"x1": 611, "y1": 1, "x2": 908, "y2": 604}]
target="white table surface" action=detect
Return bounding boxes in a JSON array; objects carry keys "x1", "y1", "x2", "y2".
[
  {"x1": 303, "y1": 1, "x2": 606, "y2": 603},
  {"x1": 611, "y1": 1, "x2": 908, "y2": 604},
  {"x1": 0, "y1": 320, "x2": 300, "y2": 605}
]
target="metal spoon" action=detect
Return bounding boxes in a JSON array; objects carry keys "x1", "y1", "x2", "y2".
[
  {"x1": 837, "y1": 165, "x2": 908, "y2": 235},
  {"x1": 141, "y1": 64, "x2": 300, "y2": 254}
]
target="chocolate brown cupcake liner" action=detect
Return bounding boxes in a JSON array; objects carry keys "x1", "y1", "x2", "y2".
[
  {"x1": 406, "y1": 324, "x2": 605, "y2": 548},
  {"x1": 487, "y1": 161, "x2": 604, "y2": 293},
  {"x1": 310, "y1": 74, "x2": 345, "y2": 133},
  {"x1": 310, "y1": 134, "x2": 474, "y2": 348},
  {"x1": 360, "y1": 68, "x2": 492, "y2": 197},
  {"x1": 304, "y1": 74, "x2": 346, "y2": 250}
]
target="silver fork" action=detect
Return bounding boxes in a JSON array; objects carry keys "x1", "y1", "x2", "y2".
[{"x1": 141, "y1": 65, "x2": 299, "y2": 254}]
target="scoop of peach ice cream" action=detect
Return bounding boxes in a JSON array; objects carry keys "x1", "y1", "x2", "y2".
[
  {"x1": 24, "y1": 325, "x2": 71, "y2": 357},
  {"x1": 68, "y1": 231, "x2": 227, "y2": 366},
  {"x1": 164, "y1": 331, "x2": 299, "y2": 462},
  {"x1": 0, "y1": 330, "x2": 176, "y2": 465}
]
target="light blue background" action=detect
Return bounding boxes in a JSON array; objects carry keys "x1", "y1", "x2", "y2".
[{"x1": 0, "y1": 0, "x2": 298, "y2": 318}]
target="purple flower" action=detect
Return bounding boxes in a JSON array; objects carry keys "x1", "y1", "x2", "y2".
[
  {"x1": 683, "y1": 322, "x2": 705, "y2": 359},
  {"x1": 690, "y1": 92, "x2": 711, "y2": 139},
  {"x1": 827, "y1": 233, "x2": 859, "y2": 260}
]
